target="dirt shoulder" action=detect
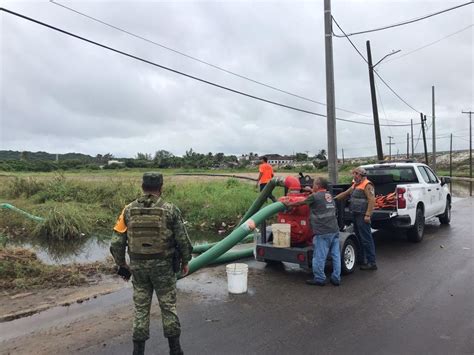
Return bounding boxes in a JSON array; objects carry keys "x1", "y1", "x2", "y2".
[
  {"x1": 0, "y1": 276, "x2": 126, "y2": 322},
  {"x1": 0, "y1": 247, "x2": 123, "y2": 321}
]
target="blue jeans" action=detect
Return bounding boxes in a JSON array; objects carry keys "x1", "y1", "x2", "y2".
[
  {"x1": 312, "y1": 232, "x2": 341, "y2": 283},
  {"x1": 353, "y1": 213, "x2": 376, "y2": 264},
  {"x1": 259, "y1": 183, "x2": 277, "y2": 202}
]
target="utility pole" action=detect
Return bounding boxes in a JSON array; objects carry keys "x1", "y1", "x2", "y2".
[
  {"x1": 366, "y1": 44, "x2": 401, "y2": 161},
  {"x1": 324, "y1": 0, "x2": 338, "y2": 183},
  {"x1": 461, "y1": 110, "x2": 473, "y2": 196},
  {"x1": 342, "y1": 148, "x2": 345, "y2": 165},
  {"x1": 421, "y1": 113, "x2": 429, "y2": 165},
  {"x1": 386, "y1": 136, "x2": 394, "y2": 161},
  {"x1": 432, "y1": 86, "x2": 436, "y2": 170},
  {"x1": 449, "y1": 133, "x2": 453, "y2": 193},
  {"x1": 449, "y1": 133, "x2": 453, "y2": 177},
  {"x1": 411, "y1": 119, "x2": 414, "y2": 158},
  {"x1": 406, "y1": 133, "x2": 410, "y2": 159},
  {"x1": 366, "y1": 40, "x2": 383, "y2": 161}
]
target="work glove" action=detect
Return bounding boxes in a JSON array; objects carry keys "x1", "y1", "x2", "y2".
[{"x1": 117, "y1": 265, "x2": 131, "y2": 281}]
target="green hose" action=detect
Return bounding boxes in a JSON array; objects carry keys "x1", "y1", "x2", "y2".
[
  {"x1": 208, "y1": 248, "x2": 254, "y2": 265},
  {"x1": 192, "y1": 234, "x2": 255, "y2": 254},
  {"x1": 185, "y1": 202, "x2": 286, "y2": 276},
  {"x1": 0, "y1": 203, "x2": 44, "y2": 222},
  {"x1": 237, "y1": 177, "x2": 284, "y2": 227}
]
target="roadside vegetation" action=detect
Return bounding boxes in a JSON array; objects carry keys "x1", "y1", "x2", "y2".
[
  {"x1": 0, "y1": 172, "x2": 276, "y2": 241},
  {"x1": 0, "y1": 247, "x2": 115, "y2": 289}
]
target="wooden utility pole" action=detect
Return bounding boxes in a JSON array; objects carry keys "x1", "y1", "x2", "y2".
[
  {"x1": 461, "y1": 110, "x2": 473, "y2": 196},
  {"x1": 406, "y1": 133, "x2": 410, "y2": 159},
  {"x1": 342, "y1": 148, "x2": 345, "y2": 164},
  {"x1": 386, "y1": 136, "x2": 394, "y2": 161},
  {"x1": 411, "y1": 119, "x2": 414, "y2": 158},
  {"x1": 432, "y1": 86, "x2": 436, "y2": 170},
  {"x1": 421, "y1": 113, "x2": 429, "y2": 165},
  {"x1": 366, "y1": 40, "x2": 383, "y2": 161},
  {"x1": 324, "y1": 0, "x2": 338, "y2": 183}
]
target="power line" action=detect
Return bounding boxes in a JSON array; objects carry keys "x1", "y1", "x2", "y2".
[
  {"x1": 332, "y1": 16, "x2": 422, "y2": 114},
  {"x1": 1, "y1": 7, "x2": 419, "y2": 128},
  {"x1": 50, "y1": 0, "x2": 373, "y2": 120},
  {"x1": 332, "y1": 1, "x2": 473, "y2": 38},
  {"x1": 383, "y1": 24, "x2": 473, "y2": 64}
]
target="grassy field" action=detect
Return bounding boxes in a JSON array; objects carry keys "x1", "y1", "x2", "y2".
[{"x1": 0, "y1": 170, "x2": 301, "y2": 241}]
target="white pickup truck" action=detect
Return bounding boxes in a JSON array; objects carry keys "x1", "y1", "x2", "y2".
[{"x1": 341, "y1": 162, "x2": 451, "y2": 242}]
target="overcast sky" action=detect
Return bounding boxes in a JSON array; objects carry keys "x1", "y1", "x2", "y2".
[{"x1": 1, "y1": 0, "x2": 472, "y2": 158}]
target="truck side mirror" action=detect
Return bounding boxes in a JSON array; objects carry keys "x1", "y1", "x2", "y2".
[{"x1": 440, "y1": 177, "x2": 450, "y2": 186}]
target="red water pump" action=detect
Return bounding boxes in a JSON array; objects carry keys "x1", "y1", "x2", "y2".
[{"x1": 277, "y1": 176, "x2": 314, "y2": 246}]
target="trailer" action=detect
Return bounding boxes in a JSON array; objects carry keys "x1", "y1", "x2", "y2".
[{"x1": 254, "y1": 174, "x2": 360, "y2": 275}]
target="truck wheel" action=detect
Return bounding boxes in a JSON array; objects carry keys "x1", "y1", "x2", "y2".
[
  {"x1": 407, "y1": 207, "x2": 425, "y2": 243},
  {"x1": 438, "y1": 199, "x2": 451, "y2": 225},
  {"x1": 341, "y1": 238, "x2": 357, "y2": 275}
]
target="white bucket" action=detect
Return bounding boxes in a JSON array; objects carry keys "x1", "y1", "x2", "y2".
[
  {"x1": 272, "y1": 223, "x2": 291, "y2": 248},
  {"x1": 226, "y1": 263, "x2": 248, "y2": 294}
]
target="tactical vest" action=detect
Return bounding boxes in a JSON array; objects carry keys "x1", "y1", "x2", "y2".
[
  {"x1": 310, "y1": 191, "x2": 339, "y2": 235},
  {"x1": 350, "y1": 179, "x2": 372, "y2": 214},
  {"x1": 127, "y1": 195, "x2": 174, "y2": 259}
]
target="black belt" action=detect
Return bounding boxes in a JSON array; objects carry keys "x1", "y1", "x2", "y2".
[{"x1": 128, "y1": 251, "x2": 171, "y2": 260}]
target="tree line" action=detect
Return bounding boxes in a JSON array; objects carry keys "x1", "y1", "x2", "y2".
[{"x1": 0, "y1": 149, "x2": 327, "y2": 172}]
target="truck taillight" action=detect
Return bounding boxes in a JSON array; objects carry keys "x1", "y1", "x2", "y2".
[
  {"x1": 297, "y1": 253, "x2": 306, "y2": 262},
  {"x1": 257, "y1": 247, "x2": 265, "y2": 257},
  {"x1": 397, "y1": 187, "x2": 406, "y2": 209}
]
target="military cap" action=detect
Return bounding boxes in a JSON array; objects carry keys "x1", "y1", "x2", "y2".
[{"x1": 142, "y1": 172, "x2": 163, "y2": 188}]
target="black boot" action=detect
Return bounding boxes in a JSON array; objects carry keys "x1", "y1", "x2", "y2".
[
  {"x1": 168, "y1": 336, "x2": 183, "y2": 355},
  {"x1": 133, "y1": 340, "x2": 145, "y2": 355}
]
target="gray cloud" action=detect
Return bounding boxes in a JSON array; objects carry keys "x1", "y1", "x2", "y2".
[{"x1": 1, "y1": 0, "x2": 472, "y2": 158}]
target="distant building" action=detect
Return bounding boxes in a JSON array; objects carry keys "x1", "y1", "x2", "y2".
[{"x1": 262, "y1": 154, "x2": 295, "y2": 166}]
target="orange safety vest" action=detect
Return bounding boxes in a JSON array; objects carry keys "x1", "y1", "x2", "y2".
[{"x1": 350, "y1": 178, "x2": 373, "y2": 214}]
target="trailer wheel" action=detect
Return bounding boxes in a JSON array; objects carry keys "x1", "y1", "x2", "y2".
[
  {"x1": 341, "y1": 238, "x2": 357, "y2": 275},
  {"x1": 438, "y1": 198, "x2": 451, "y2": 225},
  {"x1": 407, "y1": 206, "x2": 425, "y2": 242}
]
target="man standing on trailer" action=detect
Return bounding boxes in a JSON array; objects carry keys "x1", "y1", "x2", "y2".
[
  {"x1": 284, "y1": 177, "x2": 341, "y2": 286},
  {"x1": 256, "y1": 156, "x2": 277, "y2": 202},
  {"x1": 335, "y1": 167, "x2": 377, "y2": 270}
]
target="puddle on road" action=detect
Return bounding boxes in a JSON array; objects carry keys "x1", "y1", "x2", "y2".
[
  {"x1": 178, "y1": 268, "x2": 230, "y2": 301},
  {"x1": 0, "y1": 286, "x2": 132, "y2": 342}
]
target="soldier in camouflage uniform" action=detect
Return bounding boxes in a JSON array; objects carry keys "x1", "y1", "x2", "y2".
[{"x1": 110, "y1": 172, "x2": 193, "y2": 355}]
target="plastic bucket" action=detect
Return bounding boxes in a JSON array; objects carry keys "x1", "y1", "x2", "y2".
[
  {"x1": 226, "y1": 263, "x2": 248, "y2": 294},
  {"x1": 272, "y1": 223, "x2": 291, "y2": 247}
]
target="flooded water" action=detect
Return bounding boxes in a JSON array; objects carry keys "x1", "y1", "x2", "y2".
[
  {"x1": 450, "y1": 180, "x2": 472, "y2": 198},
  {"x1": 8, "y1": 229, "x2": 228, "y2": 265}
]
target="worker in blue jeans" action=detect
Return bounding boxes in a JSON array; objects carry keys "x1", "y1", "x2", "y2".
[
  {"x1": 335, "y1": 167, "x2": 377, "y2": 270},
  {"x1": 284, "y1": 177, "x2": 341, "y2": 286}
]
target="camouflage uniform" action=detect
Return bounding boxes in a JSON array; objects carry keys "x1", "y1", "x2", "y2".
[{"x1": 110, "y1": 184, "x2": 192, "y2": 343}]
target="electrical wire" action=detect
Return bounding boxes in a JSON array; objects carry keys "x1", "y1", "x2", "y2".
[
  {"x1": 331, "y1": 16, "x2": 422, "y2": 114},
  {"x1": 332, "y1": 1, "x2": 473, "y2": 38},
  {"x1": 1, "y1": 7, "x2": 419, "y2": 128},
  {"x1": 383, "y1": 24, "x2": 473, "y2": 64},
  {"x1": 49, "y1": 0, "x2": 373, "y2": 120}
]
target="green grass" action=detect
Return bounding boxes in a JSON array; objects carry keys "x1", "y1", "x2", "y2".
[{"x1": 0, "y1": 173, "x2": 270, "y2": 239}]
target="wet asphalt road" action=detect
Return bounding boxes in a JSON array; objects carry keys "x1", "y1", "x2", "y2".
[{"x1": 84, "y1": 198, "x2": 473, "y2": 355}]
